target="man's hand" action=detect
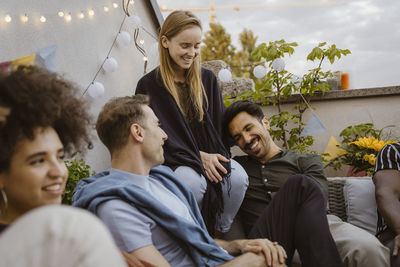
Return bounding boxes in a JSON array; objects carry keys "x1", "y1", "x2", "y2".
[
  {"x1": 200, "y1": 151, "x2": 229, "y2": 183},
  {"x1": 393, "y1": 234, "x2": 400, "y2": 256},
  {"x1": 240, "y1": 239, "x2": 287, "y2": 267}
]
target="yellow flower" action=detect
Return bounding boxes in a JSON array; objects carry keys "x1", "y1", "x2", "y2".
[
  {"x1": 373, "y1": 142, "x2": 383, "y2": 151},
  {"x1": 369, "y1": 156, "x2": 376, "y2": 165},
  {"x1": 350, "y1": 137, "x2": 398, "y2": 151},
  {"x1": 363, "y1": 154, "x2": 370, "y2": 161}
]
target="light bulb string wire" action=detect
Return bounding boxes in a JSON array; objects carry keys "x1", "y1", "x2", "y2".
[
  {"x1": 83, "y1": 0, "x2": 157, "y2": 95},
  {"x1": 133, "y1": 28, "x2": 148, "y2": 74},
  {"x1": 82, "y1": 13, "x2": 127, "y2": 96}
]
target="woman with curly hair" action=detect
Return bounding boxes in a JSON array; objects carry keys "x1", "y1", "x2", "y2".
[
  {"x1": 135, "y1": 10, "x2": 248, "y2": 235},
  {"x1": 0, "y1": 66, "x2": 130, "y2": 267}
]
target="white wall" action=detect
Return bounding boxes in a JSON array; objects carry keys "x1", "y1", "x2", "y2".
[{"x1": 0, "y1": 0, "x2": 160, "y2": 171}]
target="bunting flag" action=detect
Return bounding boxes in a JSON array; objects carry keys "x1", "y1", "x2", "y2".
[
  {"x1": 0, "y1": 61, "x2": 11, "y2": 73},
  {"x1": 323, "y1": 136, "x2": 347, "y2": 161},
  {"x1": 299, "y1": 113, "x2": 327, "y2": 137},
  {"x1": 0, "y1": 45, "x2": 56, "y2": 73},
  {"x1": 35, "y1": 45, "x2": 57, "y2": 72},
  {"x1": 11, "y1": 53, "x2": 36, "y2": 70}
]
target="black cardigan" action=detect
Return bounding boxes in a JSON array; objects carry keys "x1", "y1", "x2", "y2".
[{"x1": 135, "y1": 67, "x2": 231, "y2": 234}]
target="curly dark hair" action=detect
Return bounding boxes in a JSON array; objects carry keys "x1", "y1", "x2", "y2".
[
  {"x1": 0, "y1": 66, "x2": 92, "y2": 172},
  {"x1": 222, "y1": 100, "x2": 265, "y2": 147}
]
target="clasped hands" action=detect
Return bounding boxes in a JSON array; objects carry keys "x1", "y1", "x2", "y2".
[{"x1": 237, "y1": 238, "x2": 287, "y2": 267}]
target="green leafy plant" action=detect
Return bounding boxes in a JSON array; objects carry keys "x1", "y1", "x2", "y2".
[
  {"x1": 62, "y1": 153, "x2": 95, "y2": 205},
  {"x1": 229, "y1": 40, "x2": 350, "y2": 153}
]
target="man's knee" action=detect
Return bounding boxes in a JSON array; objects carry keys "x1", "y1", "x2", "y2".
[
  {"x1": 285, "y1": 174, "x2": 321, "y2": 192},
  {"x1": 329, "y1": 219, "x2": 390, "y2": 266}
]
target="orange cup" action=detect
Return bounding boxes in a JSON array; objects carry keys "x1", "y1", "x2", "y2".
[{"x1": 341, "y1": 73, "x2": 349, "y2": 90}]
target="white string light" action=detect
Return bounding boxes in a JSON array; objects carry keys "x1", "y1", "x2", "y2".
[
  {"x1": 218, "y1": 69, "x2": 233, "y2": 83},
  {"x1": 88, "y1": 82, "x2": 105, "y2": 99},
  {"x1": 2, "y1": 2, "x2": 139, "y2": 25},
  {"x1": 4, "y1": 15, "x2": 12, "y2": 23},
  {"x1": 116, "y1": 31, "x2": 131, "y2": 46},
  {"x1": 102, "y1": 57, "x2": 118, "y2": 73},
  {"x1": 2, "y1": 1, "x2": 159, "y2": 100},
  {"x1": 65, "y1": 13, "x2": 73, "y2": 22},
  {"x1": 88, "y1": 9, "x2": 95, "y2": 17},
  {"x1": 20, "y1": 14, "x2": 29, "y2": 23}
]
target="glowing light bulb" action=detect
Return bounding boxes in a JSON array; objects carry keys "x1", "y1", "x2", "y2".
[
  {"x1": 58, "y1": 11, "x2": 64, "y2": 17},
  {"x1": 20, "y1": 14, "x2": 29, "y2": 23},
  {"x1": 4, "y1": 15, "x2": 12, "y2": 23},
  {"x1": 40, "y1": 16, "x2": 46, "y2": 23},
  {"x1": 113, "y1": 3, "x2": 119, "y2": 8},
  {"x1": 65, "y1": 13, "x2": 72, "y2": 22},
  {"x1": 143, "y1": 56, "x2": 148, "y2": 61},
  {"x1": 78, "y1": 12, "x2": 84, "y2": 19},
  {"x1": 140, "y1": 39, "x2": 145, "y2": 45},
  {"x1": 104, "y1": 6, "x2": 109, "y2": 12},
  {"x1": 88, "y1": 9, "x2": 95, "y2": 17}
]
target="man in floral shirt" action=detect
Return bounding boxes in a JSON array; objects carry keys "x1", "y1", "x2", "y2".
[{"x1": 374, "y1": 142, "x2": 400, "y2": 267}]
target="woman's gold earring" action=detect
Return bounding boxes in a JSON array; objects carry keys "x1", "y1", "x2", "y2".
[{"x1": 0, "y1": 188, "x2": 8, "y2": 218}]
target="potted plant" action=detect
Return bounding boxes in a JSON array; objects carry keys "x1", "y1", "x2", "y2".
[{"x1": 329, "y1": 123, "x2": 398, "y2": 176}]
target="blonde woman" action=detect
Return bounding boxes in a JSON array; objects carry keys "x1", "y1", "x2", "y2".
[{"x1": 135, "y1": 11, "x2": 248, "y2": 234}]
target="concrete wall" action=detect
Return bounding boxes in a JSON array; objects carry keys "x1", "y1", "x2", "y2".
[{"x1": 0, "y1": 0, "x2": 160, "y2": 171}]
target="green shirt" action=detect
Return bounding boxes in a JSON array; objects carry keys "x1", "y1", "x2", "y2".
[{"x1": 234, "y1": 149, "x2": 328, "y2": 234}]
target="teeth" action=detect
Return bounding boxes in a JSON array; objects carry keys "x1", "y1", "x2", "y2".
[
  {"x1": 44, "y1": 184, "x2": 61, "y2": 191},
  {"x1": 250, "y1": 139, "x2": 259, "y2": 149}
]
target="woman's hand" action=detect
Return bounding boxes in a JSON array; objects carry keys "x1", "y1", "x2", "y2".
[{"x1": 199, "y1": 151, "x2": 230, "y2": 183}]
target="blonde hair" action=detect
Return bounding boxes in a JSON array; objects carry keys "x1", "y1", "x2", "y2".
[{"x1": 158, "y1": 10, "x2": 207, "y2": 121}]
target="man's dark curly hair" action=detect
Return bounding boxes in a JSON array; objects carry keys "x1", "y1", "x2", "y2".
[
  {"x1": 222, "y1": 100, "x2": 265, "y2": 147},
  {"x1": 0, "y1": 65, "x2": 92, "y2": 172}
]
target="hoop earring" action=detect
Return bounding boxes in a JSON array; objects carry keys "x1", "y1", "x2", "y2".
[{"x1": 0, "y1": 188, "x2": 8, "y2": 218}]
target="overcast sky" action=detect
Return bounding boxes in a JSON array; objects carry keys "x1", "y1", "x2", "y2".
[{"x1": 157, "y1": 0, "x2": 400, "y2": 89}]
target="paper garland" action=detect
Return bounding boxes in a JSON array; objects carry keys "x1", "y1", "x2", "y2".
[
  {"x1": 0, "y1": 45, "x2": 56, "y2": 73},
  {"x1": 299, "y1": 113, "x2": 327, "y2": 137}
]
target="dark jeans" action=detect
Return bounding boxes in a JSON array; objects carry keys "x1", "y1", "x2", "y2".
[
  {"x1": 248, "y1": 174, "x2": 344, "y2": 267},
  {"x1": 378, "y1": 227, "x2": 400, "y2": 267}
]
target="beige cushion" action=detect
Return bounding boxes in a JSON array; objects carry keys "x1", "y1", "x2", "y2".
[{"x1": 343, "y1": 177, "x2": 378, "y2": 235}]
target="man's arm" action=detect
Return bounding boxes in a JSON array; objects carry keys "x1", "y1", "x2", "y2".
[
  {"x1": 374, "y1": 169, "x2": 400, "y2": 254},
  {"x1": 298, "y1": 154, "x2": 328, "y2": 200},
  {"x1": 129, "y1": 245, "x2": 170, "y2": 267}
]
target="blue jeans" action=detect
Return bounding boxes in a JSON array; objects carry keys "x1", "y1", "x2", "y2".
[{"x1": 174, "y1": 159, "x2": 248, "y2": 232}]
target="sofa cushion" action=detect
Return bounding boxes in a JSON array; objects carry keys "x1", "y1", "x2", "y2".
[{"x1": 343, "y1": 177, "x2": 378, "y2": 235}]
